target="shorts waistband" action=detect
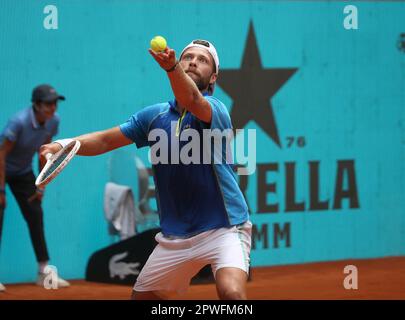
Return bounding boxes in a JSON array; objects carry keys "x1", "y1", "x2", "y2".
[{"x1": 162, "y1": 221, "x2": 250, "y2": 240}]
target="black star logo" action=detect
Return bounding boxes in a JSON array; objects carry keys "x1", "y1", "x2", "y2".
[{"x1": 217, "y1": 21, "x2": 298, "y2": 148}]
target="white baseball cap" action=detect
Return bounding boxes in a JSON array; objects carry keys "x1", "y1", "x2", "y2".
[{"x1": 180, "y1": 39, "x2": 220, "y2": 74}]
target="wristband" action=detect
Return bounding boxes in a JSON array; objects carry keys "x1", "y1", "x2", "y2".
[
  {"x1": 165, "y1": 61, "x2": 178, "y2": 73},
  {"x1": 36, "y1": 187, "x2": 44, "y2": 194},
  {"x1": 54, "y1": 138, "x2": 73, "y2": 148}
]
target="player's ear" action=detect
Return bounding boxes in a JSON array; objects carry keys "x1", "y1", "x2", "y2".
[{"x1": 209, "y1": 73, "x2": 218, "y2": 85}]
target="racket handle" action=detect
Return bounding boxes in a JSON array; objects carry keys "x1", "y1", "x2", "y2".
[{"x1": 45, "y1": 153, "x2": 53, "y2": 161}]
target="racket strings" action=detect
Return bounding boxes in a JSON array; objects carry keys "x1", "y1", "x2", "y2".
[{"x1": 42, "y1": 146, "x2": 73, "y2": 179}]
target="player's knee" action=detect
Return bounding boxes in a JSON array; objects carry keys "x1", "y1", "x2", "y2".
[
  {"x1": 218, "y1": 287, "x2": 246, "y2": 300},
  {"x1": 131, "y1": 290, "x2": 163, "y2": 300}
]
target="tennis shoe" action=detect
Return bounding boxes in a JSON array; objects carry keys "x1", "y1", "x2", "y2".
[{"x1": 36, "y1": 272, "x2": 70, "y2": 289}]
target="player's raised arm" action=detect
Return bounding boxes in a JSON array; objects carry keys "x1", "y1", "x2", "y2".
[
  {"x1": 148, "y1": 38, "x2": 219, "y2": 124},
  {"x1": 39, "y1": 126, "x2": 132, "y2": 161}
]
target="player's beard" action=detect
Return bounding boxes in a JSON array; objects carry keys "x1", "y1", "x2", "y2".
[{"x1": 187, "y1": 71, "x2": 211, "y2": 92}]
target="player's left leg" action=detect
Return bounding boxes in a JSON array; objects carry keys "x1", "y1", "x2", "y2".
[
  {"x1": 215, "y1": 267, "x2": 248, "y2": 300},
  {"x1": 209, "y1": 221, "x2": 252, "y2": 300}
]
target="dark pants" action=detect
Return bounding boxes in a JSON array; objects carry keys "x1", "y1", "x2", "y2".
[{"x1": 0, "y1": 171, "x2": 49, "y2": 262}]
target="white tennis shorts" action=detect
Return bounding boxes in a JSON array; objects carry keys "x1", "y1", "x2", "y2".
[{"x1": 133, "y1": 220, "x2": 252, "y2": 296}]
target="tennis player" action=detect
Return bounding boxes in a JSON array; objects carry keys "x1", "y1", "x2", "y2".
[
  {"x1": 40, "y1": 40, "x2": 252, "y2": 300},
  {"x1": 0, "y1": 84, "x2": 70, "y2": 291}
]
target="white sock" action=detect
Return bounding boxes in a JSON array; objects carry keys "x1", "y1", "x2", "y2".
[{"x1": 38, "y1": 261, "x2": 48, "y2": 274}]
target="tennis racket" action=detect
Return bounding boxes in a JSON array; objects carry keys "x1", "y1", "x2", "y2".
[{"x1": 35, "y1": 140, "x2": 81, "y2": 188}]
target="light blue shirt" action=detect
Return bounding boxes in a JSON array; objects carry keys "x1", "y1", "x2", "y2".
[{"x1": 1, "y1": 106, "x2": 59, "y2": 176}]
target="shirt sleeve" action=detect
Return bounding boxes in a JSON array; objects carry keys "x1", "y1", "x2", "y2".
[
  {"x1": 119, "y1": 105, "x2": 161, "y2": 148},
  {"x1": 205, "y1": 96, "x2": 232, "y2": 131},
  {"x1": 2, "y1": 118, "x2": 23, "y2": 142}
]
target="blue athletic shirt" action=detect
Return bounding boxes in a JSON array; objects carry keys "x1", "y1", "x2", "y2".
[
  {"x1": 0, "y1": 106, "x2": 59, "y2": 177},
  {"x1": 119, "y1": 95, "x2": 249, "y2": 237}
]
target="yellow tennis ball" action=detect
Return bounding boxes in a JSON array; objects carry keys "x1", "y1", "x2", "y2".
[{"x1": 150, "y1": 36, "x2": 167, "y2": 52}]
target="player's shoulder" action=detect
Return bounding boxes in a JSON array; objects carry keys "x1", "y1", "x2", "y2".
[
  {"x1": 141, "y1": 102, "x2": 169, "y2": 115},
  {"x1": 205, "y1": 95, "x2": 224, "y2": 105},
  {"x1": 205, "y1": 95, "x2": 230, "y2": 116},
  {"x1": 206, "y1": 95, "x2": 226, "y2": 108},
  {"x1": 135, "y1": 102, "x2": 170, "y2": 123}
]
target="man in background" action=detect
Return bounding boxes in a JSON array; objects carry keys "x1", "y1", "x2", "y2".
[{"x1": 0, "y1": 84, "x2": 70, "y2": 292}]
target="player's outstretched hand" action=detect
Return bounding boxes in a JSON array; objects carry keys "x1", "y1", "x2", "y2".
[
  {"x1": 39, "y1": 142, "x2": 63, "y2": 168},
  {"x1": 148, "y1": 47, "x2": 177, "y2": 72}
]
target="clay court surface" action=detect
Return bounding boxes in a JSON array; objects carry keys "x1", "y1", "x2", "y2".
[{"x1": 1, "y1": 257, "x2": 404, "y2": 300}]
